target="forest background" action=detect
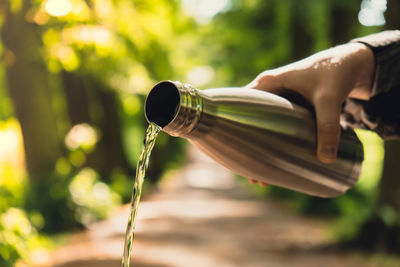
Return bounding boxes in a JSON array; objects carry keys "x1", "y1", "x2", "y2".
[{"x1": 0, "y1": 0, "x2": 399, "y2": 265}]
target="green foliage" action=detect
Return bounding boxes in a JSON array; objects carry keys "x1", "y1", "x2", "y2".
[
  {"x1": 0, "y1": 208, "x2": 53, "y2": 267},
  {"x1": 0, "y1": 121, "x2": 52, "y2": 266},
  {"x1": 0, "y1": 0, "x2": 395, "y2": 263},
  {"x1": 0, "y1": 165, "x2": 121, "y2": 265},
  {"x1": 0, "y1": 63, "x2": 13, "y2": 120},
  {"x1": 39, "y1": 0, "x2": 193, "y2": 187},
  {"x1": 0, "y1": 0, "x2": 193, "y2": 264},
  {"x1": 25, "y1": 168, "x2": 122, "y2": 233}
]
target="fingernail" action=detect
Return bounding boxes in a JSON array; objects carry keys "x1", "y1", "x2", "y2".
[{"x1": 320, "y1": 146, "x2": 336, "y2": 162}]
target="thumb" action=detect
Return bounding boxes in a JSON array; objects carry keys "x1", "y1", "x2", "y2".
[{"x1": 313, "y1": 95, "x2": 341, "y2": 164}]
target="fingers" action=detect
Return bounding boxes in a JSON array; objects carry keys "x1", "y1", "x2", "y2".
[
  {"x1": 247, "y1": 179, "x2": 269, "y2": 186},
  {"x1": 248, "y1": 66, "x2": 343, "y2": 165},
  {"x1": 313, "y1": 94, "x2": 341, "y2": 164}
]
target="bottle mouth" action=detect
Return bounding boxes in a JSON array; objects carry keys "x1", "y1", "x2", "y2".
[{"x1": 145, "y1": 81, "x2": 180, "y2": 128}]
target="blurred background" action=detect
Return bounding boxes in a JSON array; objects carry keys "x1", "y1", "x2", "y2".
[{"x1": 0, "y1": 0, "x2": 399, "y2": 266}]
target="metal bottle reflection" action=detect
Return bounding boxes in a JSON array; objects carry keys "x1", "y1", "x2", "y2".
[{"x1": 145, "y1": 81, "x2": 363, "y2": 198}]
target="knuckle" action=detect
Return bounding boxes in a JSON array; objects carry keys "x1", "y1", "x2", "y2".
[{"x1": 313, "y1": 91, "x2": 339, "y2": 105}]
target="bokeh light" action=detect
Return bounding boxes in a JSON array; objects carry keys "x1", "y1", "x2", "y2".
[
  {"x1": 186, "y1": 66, "x2": 215, "y2": 87},
  {"x1": 182, "y1": 0, "x2": 230, "y2": 23},
  {"x1": 65, "y1": 123, "x2": 98, "y2": 151},
  {"x1": 45, "y1": 0, "x2": 73, "y2": 17},
  {"x1": 358, "y1": 0, "x2": 387, "y2": 26}
]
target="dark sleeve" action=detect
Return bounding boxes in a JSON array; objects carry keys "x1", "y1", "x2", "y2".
[
  {"x1": 351, "y1": 30, "x2": 400, "y2": 97},
  {"x1": 341, "y1": 31, "x2": 400, "y2": 139}
]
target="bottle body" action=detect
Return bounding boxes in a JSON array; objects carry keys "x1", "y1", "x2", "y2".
[{"x1": 145, "y1": 81, "x2": 363, "y2": 198}]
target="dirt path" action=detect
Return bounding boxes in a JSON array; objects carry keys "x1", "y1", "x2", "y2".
[{"x1": 45, "y1": 147, "x2": 399, "y2": 267}]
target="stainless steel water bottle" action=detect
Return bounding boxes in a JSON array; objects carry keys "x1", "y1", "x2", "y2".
[{"x1": 144, "y1": 80, "x2": 363, "y2": 198}]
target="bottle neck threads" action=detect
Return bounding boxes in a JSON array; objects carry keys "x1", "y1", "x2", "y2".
[{"x1": 145, "y1": 81, "x2": 203, "y2": 137}]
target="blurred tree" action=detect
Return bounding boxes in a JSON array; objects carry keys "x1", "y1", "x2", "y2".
[
  {"x1": 355, "y1": 140, "x2": 400, "y2": 252},
  {"x1": 385, "y1": 0, "x2": 400, "y2": 29},
  {"x1": 61, "y1": 71, "x2": 91, "y2": 125},
  {"x1": 330, "y1": 0, "x2": 360, "y2": 45},
  {"x1": 1, "y1": 0, "x2": 192, "y2": 185},
  {"x1": 0, "y1": 0, "x2": 192, "y2": 234},
  {"x1": 61, "y1": 71, "x2": 131, "y2": 179},
  {"x1": 1, "y1": 0, "x2": 62, "y2": 179}
]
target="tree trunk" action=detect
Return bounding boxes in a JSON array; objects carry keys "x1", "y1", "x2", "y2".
[
  {"x1": 377, "y1": 140, "x2": 400, "y2": 212},
  {"x1": 90, "y1": 84, "x2": 132, "y2": 178},
  {"x1": 61, "y1": 71, "x2": 131, "y2": 179},
  {"x1": 290, "y1": 4, "x2": 314, "y2": 61},
  {"x1": 1, "y1": 0, "x2": 61, "y2": 179},
  {"x1": 330, "y1": 1, "x2": 359, "y2": 45},
  {"x1": 61, "y1": 71, "x2": 91, "y2": 125},
  {"x1": 354, "y1": 140, "x2": 400, "y2": 252},
  {"x1": 385, "y1": 0, "x2": 400, "y2": 29}
]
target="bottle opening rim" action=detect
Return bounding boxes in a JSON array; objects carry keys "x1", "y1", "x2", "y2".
[{"x1": 145, "y1": 81, "x2": 180, "y2": 128}]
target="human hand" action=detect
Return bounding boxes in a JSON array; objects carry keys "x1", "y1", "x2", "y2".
[{"x1": 246, "y1": 42, "x2": 375, "y2": 163}]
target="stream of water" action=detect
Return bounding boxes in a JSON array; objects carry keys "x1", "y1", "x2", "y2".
[{"x1": 121, "y1": 123, "x2": 161, "y2": 267}]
